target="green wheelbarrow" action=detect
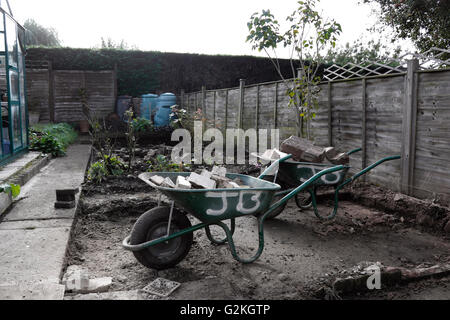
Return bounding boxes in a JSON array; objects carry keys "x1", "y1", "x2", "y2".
[
  {"x1": 257, "y1": 149, "x2": 400, "y2": 220},
  {"x1": 122, "y1": 163, "x2": 347, "y2": 270}
]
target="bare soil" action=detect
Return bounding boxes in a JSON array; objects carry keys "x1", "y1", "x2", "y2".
[
  {"x1": 66, "y1": 143, "x2": 450, "y2": 300},
  {"x1": 67, "y1": 188, "x2": 450, "y2": 300}
]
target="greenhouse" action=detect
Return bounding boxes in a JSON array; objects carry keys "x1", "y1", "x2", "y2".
[{"x1": 0, "y1": 3, "x2": 27, "y2": 164}]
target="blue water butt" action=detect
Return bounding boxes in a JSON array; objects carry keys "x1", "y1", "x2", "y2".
[
  {"x1": 140, "y1": 94, "x2": 158, "y2": 121},
  {"x1": 154, "y1": 93, "x2": 177, "y2": 127}
]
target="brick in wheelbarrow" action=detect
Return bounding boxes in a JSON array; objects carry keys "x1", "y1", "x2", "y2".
[
  {"x1": 187, "y1": 172, "x2": 216, "y2": 189},
  {"x1": 176, "y1": 176, "x2": 192, "y2": 189},
  {"x1": 324, "y1": 147, "x2": 349, "y2": 165},
  {"x1": 280, "y1": 136, "x2": 325, "y2": 163},
  {"x1": 161, "y1": 177, "x2": 176, "y2": 188},
  {"x1": 150, "y1": 175, "x2": 165, "y2": 186}
]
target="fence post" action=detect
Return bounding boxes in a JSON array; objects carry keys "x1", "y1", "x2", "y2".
[
  {"x1": 225, "y1": 89, "x2": 229, "y2": 131},
  {"x1": 113, "y1": 63, "x2": 118, "y2": 103},
  {"x1": 273, "y1": 82, "x2": 278, "y2": 129},
  {"x1": 213, "y1": 90, "x2": 216, "y2": 128},
  {"x1": 361, "y1": 78, "x2": 367, "y2": 176},
  {"x1": 180, "y1": 89, "x2": 185, "y2": 109},
  {"x1": 238, "y1": 79, "x2": 245, "y2": 129},
  {"x1": 296, "y1": 69, "x2": 303, "y2": 137},
  {"x1": 48, "y1": 61, "x2": 55, "y2": 123},
  {"x1": 201, "y1": 85, "x2": 206, "y2": 114},
  {"x1": 400, "y1": 59, "x2": 419, "y2": 195},
  {"x1": 327, "y1": 81, "x2": 332, "y2": 146},
  {"x1": 255, "y1": 85, "x2": 260, "y2": 131}
]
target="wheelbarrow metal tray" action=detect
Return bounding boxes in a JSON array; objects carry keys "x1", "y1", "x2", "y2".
[
  {"x1": 278, "y1": 160, "x2": 350, "y2": 188},
  {"x1": 139, "y1": 172, "x2": 281, "y2": 224}
]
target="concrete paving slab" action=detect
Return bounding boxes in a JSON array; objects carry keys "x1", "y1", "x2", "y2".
[
  {"x1": 0, "y1": 225, "x2": 71, "y2": 286},
  {"x1": 0, "y1": 152, "x2": 41, "y2": 181},
  {"x1": 0, "y1": 144, "x2": 91, "y2": 300},
  {"x1": 3, "y1": 144, "x2": 90, "y2": 222},
  {"x1": 0, "y1": 283, "x2": 65, "y2": 300}
]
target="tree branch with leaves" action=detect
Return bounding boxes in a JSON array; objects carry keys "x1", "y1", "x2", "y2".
[{"x1": 247, "y1": 0, "x2": 341, "y2": 139}]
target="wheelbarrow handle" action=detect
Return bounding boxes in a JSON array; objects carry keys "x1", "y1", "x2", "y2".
[
  {"x1": 346, "y1": 155, "x2": 401, "y2": 184},
  {"x1": 263, "y1": 164, "x2": 347, "y2": 218},
  {"x1": 258, "y1": 154, "x2": 293, "y2": 180},
  {"x1": 346, "y1": 147, "x2": 362, "y2": 156},
  {"x1": 308, "y1": 155, "x2": 401, "y2": 221}
]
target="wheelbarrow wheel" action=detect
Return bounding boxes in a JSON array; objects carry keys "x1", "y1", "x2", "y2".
[
  {"x1": 264, "y1": 194, "x2": 288, "y2": 220},
  {"x1": 294, "y1": 189, "x2": 313, "y2": 210},
  {"x1": 130, "y1": 206, "x2": 193, "y2": 270}
]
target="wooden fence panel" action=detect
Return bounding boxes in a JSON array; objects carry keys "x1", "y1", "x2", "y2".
[
  {"x1": 365, "y1": 76, "x2": 404, "y2": 189},
  {"x1": 414, "y1": 70, "x2": 450, "y2": 201},
  {"x1": 205, "y1": 91, "x2": 215, "y2": 130},
  {"x1": 310, "y1": 83, "x2": 330, "y2": 147},
  {"x1": 330, "y1": 80, "x2": 363, "y2": 174},
  {"x1": 25, "y1": 69, "x2": 50, "y2": 122},
  {"x1": 53, "y1": 71, "x2": 85, "y2": 122},
  {"x1": 227, "y1": 88, "x2": 240, "y2": 130},
  {"x1": 276, "y1": 81, "x2": 297, "y2": 140},
  {"x1": 180, "y1": 67, "x2": 450, "y2": 203},
  {"x1": 215, "y1": 90, "x2": 227, "y2": 132}
]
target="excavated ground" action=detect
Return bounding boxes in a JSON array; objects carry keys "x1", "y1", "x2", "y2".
[{"x1": 66, "y1": 161, "x2": 450, "y2": 300}]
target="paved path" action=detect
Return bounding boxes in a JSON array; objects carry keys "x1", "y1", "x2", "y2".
[{"x1": 0, "y1": 144, "x2": 91, "y2": 299}]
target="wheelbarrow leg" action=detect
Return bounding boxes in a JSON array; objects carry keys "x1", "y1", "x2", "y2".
[
  {"x1": 205, "y1": 218, "x2": 235, "y2": 245},
  {"x1": 311, "y1": 187, "x2": 340, "y2": 220},
  {"x1": 213, "y1": 218, "x2": 266, "y2": 264},
  {"x1": 311, "y1": 155, "x2": 401, "y2": 220}
]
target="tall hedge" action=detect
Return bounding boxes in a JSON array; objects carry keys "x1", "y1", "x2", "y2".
[{"x1": 25, "y1": 47, "x2": 298, "y2": 97}]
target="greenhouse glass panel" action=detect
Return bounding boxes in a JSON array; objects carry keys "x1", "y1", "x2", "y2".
[
  {"x1": 5, "y1": 16, "x2": 17, "y2": 67},
  {"x1": 8, "y1": 69, "x2": 18, "y2": 101},
  {"x1": 0, "y1": 32, "x2": 4, "y2": 53},
  {"x1": 11, "y1": 104, "x2": 21, "y2": 149}
]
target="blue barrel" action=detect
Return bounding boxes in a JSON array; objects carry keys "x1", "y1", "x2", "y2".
[
  {"x1": 154, "y1": 93, "x2": 177, "y2": 127},
  {"x1": 116, "y1": 95, "x2": 132, "y2": 121},
  {"x1": 140, "y1": 93, "x2": 158, "y2": 121}
]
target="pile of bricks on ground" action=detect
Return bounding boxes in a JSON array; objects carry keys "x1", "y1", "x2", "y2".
[
  {"x1": 280, "y1": 135, "x2": 349, "y2": 165},
  {"x1": 149, "y1": 166, "x2": 250, "y2": 190}
]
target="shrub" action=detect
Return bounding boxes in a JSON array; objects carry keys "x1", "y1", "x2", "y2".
[
  {"x1": 131, "y1": 117, "x2": 153, "y2": 133},
  {"x1": 0, "y1": 183, "x2": 21, "y2": 198},
  {"x1": 29, "y1": 123, "x2": 78, "y2": 156},
  {"x1": 87, "y1": 154, "x2": 127, "y2": 183},
  {"x1": 87, "y1": 161, "x2": 108, "y2": 184},
  {"x1": 147, "y1": 155, "x2": 188, "y2": 172},
  {"x1": 29, "y1": 132, "x2": 65, "y2": 157}
]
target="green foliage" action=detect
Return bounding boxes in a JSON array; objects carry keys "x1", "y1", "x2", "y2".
[
  {"x1": 87, "y1": 154, "x2": 127, "y2": 183},
  {"x1": 98, "y1": 37, "x2": 138, "y2": 50},
  {"x1": 169, "y1": 106, "x2": 188, "y2": 129},
  {"x1": 29, "y1": 123, "x2": 78, "y2": 157},
  {"x1": 147, "y1": 155, "x2": 187, "y2": 173},
  {"x1": 87, "y1": 161, "x2": 109, "y2": 184},
  {"x1": 364, "y1": 0, "x2": 450, "y2": 53},
  {"x1": 26, "y1": 47, "x2": 297, "y2": 96},
  {"x1": 247, "y1": 0, "x2": 342, "y2": 139},
  {"x1": 0, "y1": 183, "x2": 21, "y2": 198},
  {"x1": 323, "y1": 39, "x2": 402, "y2": 66},
  {"x1": 29, "y1": 132, "x2": 65, "y2": 157},
  {"x1": 131, "y1": 117, "x2": 153, "y2": 133},
  {"x1": 24, "y1": 19, "x2": 61, "y2": 47}
]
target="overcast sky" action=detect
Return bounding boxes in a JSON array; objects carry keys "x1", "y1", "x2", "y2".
[{"x1": 7, "y1": 0, "x2": 414, "y2": 57}]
